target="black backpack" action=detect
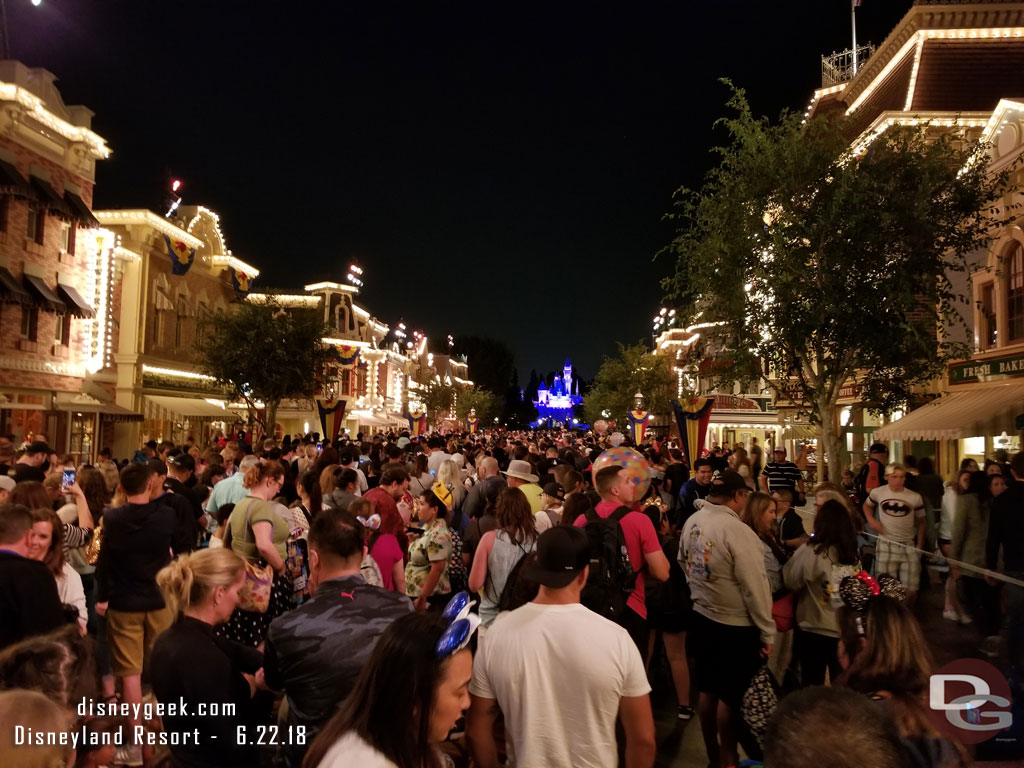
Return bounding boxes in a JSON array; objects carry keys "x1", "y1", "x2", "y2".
[
  {"x1": 580, "y1": 506, "x2": 637, "y2": 623},
  {"x1": 496, "y1": 545, "x2": 539, "y2": 612},
  {"x1": 854, "y1": 458, "x2": 886, "y2": 505}
]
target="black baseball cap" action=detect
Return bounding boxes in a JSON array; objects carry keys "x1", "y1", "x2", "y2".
[
  {"x1": 708, "y1": 469, "x2": 750, "y2": 497},
  {"x1": 869, "y1": 442, "x2": 888, "y2": 454},
  {"x1": 524, "y1": 526, "x2": 590, "y2": 588},
  {"x1": 168, "y1": 453, "x2": 196, "y2": 473},
  {"x1": 542, "y1": 481, "x2": 565, "y2": 501}
]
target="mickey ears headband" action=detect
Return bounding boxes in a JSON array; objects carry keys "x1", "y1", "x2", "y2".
[{"x1": 839, "y1": 570, "x2": 907, "y2": 615}]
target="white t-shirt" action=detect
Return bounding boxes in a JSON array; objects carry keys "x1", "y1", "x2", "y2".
[
  {"x1": 57, "y1": 561, "x2": 87, "y2": 626},
  {"x1": 427, "y1": 452, "x2": 452, "y2": 475},
  {"x1": 469, "y1": 602, "x2": 650, "y2": 768},
  {"x1": 317, "y1": 731, "x2": 397, "y2": 768},
  {"x1": 866, "y1": 486, "x2": 925, "y2": 543},
  {"x1": 534, "y1": 507, "x2": 561, "y2": 534}
]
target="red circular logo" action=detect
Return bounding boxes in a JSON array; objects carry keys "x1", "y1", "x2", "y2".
[{"x1": 927, "y1": 658, "x2": 1013, "y2": 745}]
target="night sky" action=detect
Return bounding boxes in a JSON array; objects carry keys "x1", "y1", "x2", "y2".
[{"x1": 7, "y1": 0, "x2": 912, "y2": 380}]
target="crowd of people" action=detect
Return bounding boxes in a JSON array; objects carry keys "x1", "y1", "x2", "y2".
[{"x1": 0, "y1": 427, "x2": 1019, "y2": 768}]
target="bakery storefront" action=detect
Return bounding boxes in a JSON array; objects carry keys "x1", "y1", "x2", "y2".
[{"x1": 875, "y1": 353, "x2": 1024, "y2": 473}]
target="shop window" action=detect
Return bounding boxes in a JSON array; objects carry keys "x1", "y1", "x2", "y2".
[
  {"x1": 59, "y1": 221, "x2": 76, "y2": 254},
  {"x1": 54, "y1": 310, "x2": 70, "y2": 345},
  {"x1": 1007, "y1": 242, "x2": 1024, "y2": 341},
  {"x1": 175, "y1": 297, "x2": 187, "y2": 349},
  {"x1": 980, "y1": 282, "x2": 997, "y2": 349},
  {"x1": 153, "y1": 309, "x2": 165, "y2": 348},
  {"x1": 20, "y1": 306, "x2": 37, "y2": 340},
  {"x1": 26, "y1": 204, "x2": 43, "y2": 244}
]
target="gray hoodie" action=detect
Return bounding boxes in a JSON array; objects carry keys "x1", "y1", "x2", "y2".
[{"x1": 679, "y1": 501, "x2": 775, "y2": 644}]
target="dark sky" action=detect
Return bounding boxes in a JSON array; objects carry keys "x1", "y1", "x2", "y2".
[{"x1": 8, "y1": 0, "x2": 912, "y2": 380}]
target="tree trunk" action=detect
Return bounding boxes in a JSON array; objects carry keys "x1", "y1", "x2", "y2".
[
  {"x1": 816, "y1": 395, "x2": 844, "y2": 484},
  {"x1": 265, "y1": 399, "x2": 280, "y2": 444}
]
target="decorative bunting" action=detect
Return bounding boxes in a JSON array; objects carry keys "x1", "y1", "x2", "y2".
[
  {"x1": 671, "y1": 397, "x2": 715, "y2": 465},
  {"x1": 406, "y1": 409, "x2": 427, "y2": 438},
  {"x1": 316, "y1": 398, "x2": 347, "y2": 442},
  {"x1": 164, "y1": 235, "x2": 195, "y2": 276},
  {"x1": 466, "y1": 416, "x2": 479, "y2": 434},
  {"x1": 627, "y1": 410, "x2": 650, "y2": 445},
  {"x1": 231, "y1": 267, "x2": 250, "y2": 298},
  {"x1": 327, "y1": 344, "x2": 360, "y2": 367}
]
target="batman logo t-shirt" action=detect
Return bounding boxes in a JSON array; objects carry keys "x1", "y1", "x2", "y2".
[{"x1": 866, "y1": 487, "x2": 925, "y2": 543}]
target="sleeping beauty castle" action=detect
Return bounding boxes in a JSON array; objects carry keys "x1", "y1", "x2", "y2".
[{"x1": 533, "y1": 359, "x2": 584, "y2": 426}]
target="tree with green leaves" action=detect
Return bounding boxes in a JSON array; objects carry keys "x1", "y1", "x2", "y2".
[
  {"x1": 196, "y1": 298, "x2": 331, "y2": 439},
  {"x1": 417, "y1": 373, "x2": 458, "y2": 428},
  {"x1": 663, "y1": 85, "x2": 1013, "y2": 480},
  {"x1": 583, "y1": 342, "x2": 676, "y2": 427},
  {"x1": 456, "y1": 386, "x2": 501, "y2": 424}
]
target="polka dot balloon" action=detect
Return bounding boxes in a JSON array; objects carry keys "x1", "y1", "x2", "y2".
[{"x1": 591, "y1": 446, "x2": 651, "y2": 499}]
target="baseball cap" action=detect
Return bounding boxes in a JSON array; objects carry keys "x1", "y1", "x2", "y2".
[
  {"x1": 869, "y1": 442, "x2": 888, "y2": 454},
  {"x1": 25, "y1": 440, "x2": 50, "y2": 455},
  {"x1": 168, "y1": 453, "x2": 196, "y2": 473},
  {"x1": 524, "y1": 526, "x2": 590, "y2": 588},
  {"x1": 708, "y1": 469, "x2": 750, "y2": 497},
  {"x1": 541, "y1": 481, "x2": 565, "y2": 501},
  {"x1": 0, "y1": 475, "x2": 15, "y2": 493}
]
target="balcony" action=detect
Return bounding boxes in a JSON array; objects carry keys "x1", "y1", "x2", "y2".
[{"x1": 821, "y1": 44, "x2": 875, "y2": 88}]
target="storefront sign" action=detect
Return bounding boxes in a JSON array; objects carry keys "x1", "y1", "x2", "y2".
[
  {"x1": 949, "y1": 353, "x2": 1024, "y2": 384},
  {"x1": 711, "y1": 395, "x2": 761, "y2": 411}
]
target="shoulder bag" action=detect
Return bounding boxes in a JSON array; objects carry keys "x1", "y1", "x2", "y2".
[{"x1": 230, "y1": 498, "x2": 273, "y2": 614}]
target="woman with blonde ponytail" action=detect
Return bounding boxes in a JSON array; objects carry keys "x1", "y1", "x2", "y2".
[{"x1": 150, "y1": 549, "x2": 264, "y2": 768}]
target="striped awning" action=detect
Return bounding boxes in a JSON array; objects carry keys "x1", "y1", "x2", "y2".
[{"x1": 874, "y1": 382, "x2": 1024, "y2": 441}]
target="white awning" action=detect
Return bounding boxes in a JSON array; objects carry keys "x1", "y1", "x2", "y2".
[
  {"x1": 874, "y1": 382, "x2": 1024, "y2": 441},
  {"x1": 708, "y1": 411, "x2": 780, "y2": 427},
  {"x1": 145, "y1": 395, "x2": 230, "y2": 419},
  {"x1": 55, "y1": 394, "x2": 143, "y2": 422},
  {"x1": 350, "y1": 410, "x2": 392, "y2": 427}
]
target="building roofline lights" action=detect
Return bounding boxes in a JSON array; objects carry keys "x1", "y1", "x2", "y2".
[
  {"x1": 95, "y1": 210, "x2": 204, "y2": 249},
  {"x1": 848, "y1": 28, "x2": 1024, "y2": 117},
  {"x1": 322, "y1": 337, "x2": 371, "y2": 348},
  {"x1": 142, "y1": 364, "x2": 216, "y2": 381},
  {"x1": 247, "y1": 293, "x2": 321, "y2": 307},
  {"x1": 304, "y1": 282, "x2": 359, "y2": 293},
  {"x1": 209, "y1": 254, "x2": 260, "y2": 277},
  {"x1": 0, "y1": 81, "x2": 110, "y2": 159}
]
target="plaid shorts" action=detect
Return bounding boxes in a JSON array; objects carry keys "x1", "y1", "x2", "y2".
[{"x1": 874, "y1": 538, "x2": 919, "y2": 591}]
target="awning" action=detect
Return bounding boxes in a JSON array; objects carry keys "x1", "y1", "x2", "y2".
[
  {"x1": 874, "y1": 383, "x2": 1024, "y2": 441},
  {"x1": 30, "y1": 176, "x2": 71, "y2": 217},
  {"x1": 23, "y1": 274, "x2": 65, "y2": 312},
  {"x1": 63, "y1": 191, "x2": 100, "y2": 228},
  {"x1": 708, "y1": 411, "x2": 781, "y2": 427},
  {"x1": 145, "y1": 395, "x2": 231, "y2": 419},
  {"x1": 0, "y1": 159, "x2": 31, "y2": 197},
  {"x1": 0, "y1": 267, "x2": 30, "y2": 303},
  {"x1": 783, "y1": 424, "x2": 818, "y2": 440},
  {"x1": 56, "y1": 283, "x2": 94, "y2": 318},
  {"x1": 54, "y1": 395, "x2": 143, "y2": 422},
  {"x1": 351, "y1": 411, "x2": 392, "y2": 427}
]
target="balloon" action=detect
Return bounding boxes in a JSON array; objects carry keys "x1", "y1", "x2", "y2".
[
  {"x1": 593, "y1": 419, "x2": 608, "y2": 435},
  {"x1": 591, "y1": 447, "x2": 651, "y2": 499},
  {"x1": 609, "y1": 432, "x2": 624, "y2": 447}
]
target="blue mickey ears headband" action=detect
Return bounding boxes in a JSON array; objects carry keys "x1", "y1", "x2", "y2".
[{"x1": 436, "y1": 591, "x2": 481, "y2": 659}]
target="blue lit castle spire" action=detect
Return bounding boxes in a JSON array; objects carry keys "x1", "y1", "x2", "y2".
[{"x1": 533, "y1": 358, "x2": 584, "y2": 426}]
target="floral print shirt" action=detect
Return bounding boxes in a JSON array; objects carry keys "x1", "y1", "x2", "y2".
[{"x1": 405, "y1": 519, "x2": 452, "y2": 598}]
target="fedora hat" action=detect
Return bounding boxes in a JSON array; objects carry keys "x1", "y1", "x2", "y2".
[{"x1": 502, "y1": 459, "x2": 539, "y2": 484}]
